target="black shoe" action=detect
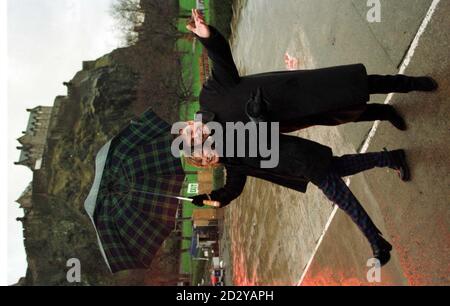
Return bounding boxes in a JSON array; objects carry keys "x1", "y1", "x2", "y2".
[
  {"x1": 412, "y1": 77, "x2": 439, "y2": 92},
  {"x1": 387, "y1": 108, "x2": 407, "y2": 131},
  {"x1": 385, "y1": 149, "x2": 411, "y2": 181},
  {"x1": 371, "y1": 236, "x2": 393, "y2": 267}
]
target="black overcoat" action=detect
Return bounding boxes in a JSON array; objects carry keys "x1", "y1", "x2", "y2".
[
  {"x1": 194, "y1": 27, "x2": 368, "y2": 206},
  {"x1": 197, "y1": 27, "x2": 370, "y2": 131}
]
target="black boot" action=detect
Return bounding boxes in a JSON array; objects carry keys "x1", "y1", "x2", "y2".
[
  {"x1": 410, "y1": 76, "x2": 439, "y2": 92},
  {"x1": 368, "y1": 75, "x2": 439, "y2": 94},
  {"x1": 370, "y1": 235, "x2": 393, "y2": 267},
  {"x1": 356, "y1": 104, "x2": 407, "y2": 131},
  {"x1": 386, "y1": 108, "x2": 408, "y2": 131},
  {"x1": 385, "y1": 149, "x2": 411, "y2": 181}
]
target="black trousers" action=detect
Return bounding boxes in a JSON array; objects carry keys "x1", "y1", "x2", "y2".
[
  {"x1": 368, "y1": 74, "x2": 422, "y2": 94},
  {"x1": 355, "y1": 74, "x2": 416, "y2": 123},
  {"x1": 279, "y1": 75, "x2": 415, "y2": 132},
  {"x1": 313, "y1": 151, "x2": 394, "y2": 245}
]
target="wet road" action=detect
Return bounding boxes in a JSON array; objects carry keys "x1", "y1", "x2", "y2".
[{"x1": 222, "y1": 0, "x2": 449, "y2": 285}]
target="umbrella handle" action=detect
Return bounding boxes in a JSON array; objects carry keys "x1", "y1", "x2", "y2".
[{"x1": 203, "y1": 200, "x2": 221, "y2": 208}]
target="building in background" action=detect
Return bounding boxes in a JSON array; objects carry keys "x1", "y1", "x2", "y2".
[
  {"x1": 14, "y1": 106, "x2": 53, "y2": 170},
  {"x1": 16, "y1": 182, "x2": 33, "y2": 209}
]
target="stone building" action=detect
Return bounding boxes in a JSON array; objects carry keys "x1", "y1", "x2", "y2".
[
  {"x1": 16, "y1": 182, "x2": 33, "y2": 209},
  {"x1": 15, "y1": 106, "x2": 53, "y2": 170}
]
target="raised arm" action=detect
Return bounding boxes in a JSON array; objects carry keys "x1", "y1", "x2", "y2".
[
  {"x1": 187, "y1": 9, "x2": 240, "y2": 88},
  {"x1": 190, "y1": 167, "x2": 247, "y2": 208}
]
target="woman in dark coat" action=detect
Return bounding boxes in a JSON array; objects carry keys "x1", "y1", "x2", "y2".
[
  {"x1": 187, "y1": 133, "x2": 410, "y2": 267},
  {"x1": 187, "y1": 10, "x2": 438, "y2": 132}
]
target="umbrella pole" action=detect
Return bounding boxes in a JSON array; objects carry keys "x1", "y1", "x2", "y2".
[
  {"x1": 131, "y1": 189, "x2": 221, "y2": 208},
  {"x1": 177, "y1": 196, "x2": 220, "y2": 208}
]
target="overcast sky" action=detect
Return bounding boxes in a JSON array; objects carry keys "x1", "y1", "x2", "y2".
[{"x1": 8, "y1": 0, "x2": 121, "y2": 285}]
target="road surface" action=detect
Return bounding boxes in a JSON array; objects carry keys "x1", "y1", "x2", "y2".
[{"x1": 222, "y1": 0, "x2": 449, "y2": 286}]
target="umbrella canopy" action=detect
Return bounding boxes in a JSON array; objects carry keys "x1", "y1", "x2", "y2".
[{"x1": 84, "y1": 109, "x2": 186, "y2": 273}]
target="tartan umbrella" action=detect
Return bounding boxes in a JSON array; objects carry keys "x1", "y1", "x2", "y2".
[{"x1": 84, "y1": 108, "x2": 188, "y2": 273}]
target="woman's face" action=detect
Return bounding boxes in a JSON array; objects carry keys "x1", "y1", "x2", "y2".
[
  {"x1": 180, "y1": 121, "x2": 219, "y2": 167},
  {"x1": 192, "y1": 145, "x2": 220, "y2": 167}
]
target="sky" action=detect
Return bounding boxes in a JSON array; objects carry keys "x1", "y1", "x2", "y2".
[{"x1": 7, "y1": 0, "x2": 121, "y2": 285}]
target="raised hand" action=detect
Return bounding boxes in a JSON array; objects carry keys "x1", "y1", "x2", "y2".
[{"x1": 186, "y1": 9, "x2": 210, "y2": 38}]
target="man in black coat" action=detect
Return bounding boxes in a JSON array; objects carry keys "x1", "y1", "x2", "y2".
[{"x1": 187, "y1": 9, "x2": 438, "y2": 132}]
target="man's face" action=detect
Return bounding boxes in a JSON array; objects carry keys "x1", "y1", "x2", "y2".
[
  {"x1": 179, "y1": 121, "x2": 219, "y2": 166},
  {"x1": 179, "y1": 121, "x2": 210, "y2": 147}
]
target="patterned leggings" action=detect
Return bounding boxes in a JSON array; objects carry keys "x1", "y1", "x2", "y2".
[{"x1": 313, "y1": 152, "x2": 393, "y2": 245}]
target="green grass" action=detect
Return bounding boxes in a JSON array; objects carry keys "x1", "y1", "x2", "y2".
[
  {"x1": 177, "y1": 1, "x2": 210, "y2": 275},
  {"x1": 212, "y1": 166, "x2": 225, "y2": 189},
  {"x1": 209, "y1": 0, "x2": 234, "y2": 40},
  {"x1": 191, "y1": 254, "x2": 210, "y2": 285},
  {"x1": 177, "y1": 0, "x2": 233, "y2": 277}
]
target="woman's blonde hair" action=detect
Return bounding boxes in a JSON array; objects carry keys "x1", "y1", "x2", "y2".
[{"x1": 182, "y1": 155, "x2": 221, "y2": 169}]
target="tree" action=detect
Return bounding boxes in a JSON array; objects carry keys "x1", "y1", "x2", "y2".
[
  {"x1": 109, "y1": 0, "x2": 195, "y2": 122},
  {"x1": 110, "y1": 0, "x2": 145, "y2": 46}
]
